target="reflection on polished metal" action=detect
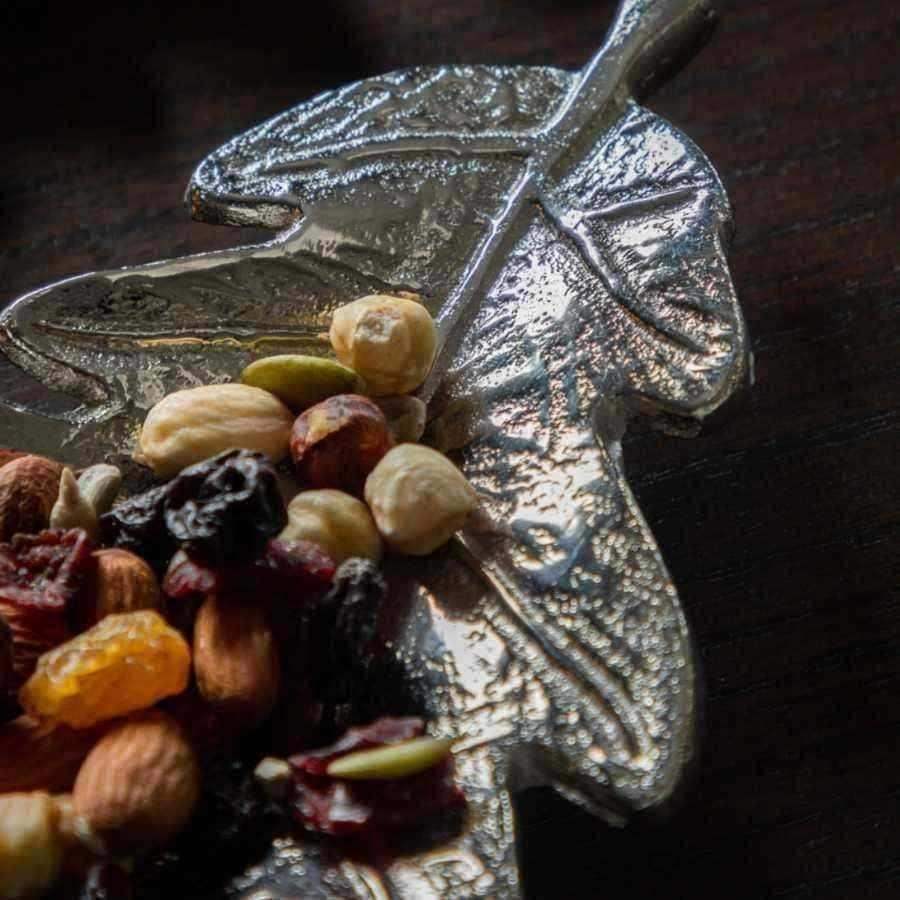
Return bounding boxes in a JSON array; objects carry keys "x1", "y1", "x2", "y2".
[{"x1": 0, "y1": 0, "x2": 748, "y2": 895}]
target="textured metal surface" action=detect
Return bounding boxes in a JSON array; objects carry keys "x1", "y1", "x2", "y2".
[{"x1": 0, "y1": 0, "x2": 747, "y2": 896}]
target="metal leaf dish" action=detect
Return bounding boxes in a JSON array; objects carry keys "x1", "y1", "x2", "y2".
[{"x1": 0, "y1": 0, "x2": 748, "y2": 896}]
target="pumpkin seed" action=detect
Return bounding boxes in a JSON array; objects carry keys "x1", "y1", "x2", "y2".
[
  {"x1": 241, "y1": 355, "x2": 364, "y2": 412},
  {"x1": 326, "y1": 737, "x2": 454, "y2": 780}
]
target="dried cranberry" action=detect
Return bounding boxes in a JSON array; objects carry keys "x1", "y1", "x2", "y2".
[
  {"x1": 162, "y1": 550, "x2": 221, "y2": 599},
  {"x1": 0, "y1": 529, "x2": 94, "y2": 689},
  {"x1": 258, "y1": 539, "x2": 336, "y2": 599},
  {"x1": 102, "y1": 450, "x2": 286, "y2": 571},
  {"x1": 288, "y1": 717, "x2": 464, "y2": 837}
]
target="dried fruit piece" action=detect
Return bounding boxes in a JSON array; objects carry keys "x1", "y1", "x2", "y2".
[
  {"x1": 326, "y1": 736, "x2": 454, "y2": 780},
  {"x1": 289, "y1": 717, "x2": 463, "y2": 836},
  {"x1": 101, "y1": 450, "x2": 286, "y2": 570},
  {"x1": 193, "y1": 595, "x2": 279, "y2": 727},
  {"x1": 0, "y1": 716, "x2": 111, "y2": 794},
  {"x1": 86, "y1": 549, "x2": 161, "y2": 625},
  {"x1": 0, "y1": 529, "x2": 95, "y2": 689},
  {"x1": 20, "y1": 611, "x2": 190, "y2": 728},
  {"x1": 73, "y1": 710, "x2": 200, "y2": 854},
  {"x1": 241, "y1": 354, "x2": 365, "y2": 412},
  {"x1": 0, "y1": 615, "x2": 11, "y2": 701},
  {"x1": 0, "y1": 791, "x2": 64, "y2": 899},
  {"x1": 137, "y1": 383, "x2": 294, "y2": 478},
  {"x1": 329, "y1": 294, "x2": 438, "y2": 395},
  {"x1": 281, "y1": 490, "x2": 382, "y2": 564},
  {"x1": 290, "y1": 394, "x2": 394, "y2": 496},
  {"x1": 365, "y1": 444, "x2": 478, "y2": 555},
  {"x1": 50, "y1": 469, "x2": 99, "y2": 540},
  {"x1": 0, "y1": 455, "x2": 64, "y2": 542}
]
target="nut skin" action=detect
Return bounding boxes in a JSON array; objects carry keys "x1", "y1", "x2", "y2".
[
  {"x1": 73, "y1": 710, "x2": 200, "y2": 855},
  {"x1": 87, "y1": 549, "x2": 161, "y2": 626},
  {"x1": 0, "y1": 791, "x2": 64, "y2": 899},
  {"x1": 193, "y1": 594, "x2": 280, "y2": 728},
  {"x1": 364, "y1": 444, "x2": 478, "y2": 555},
  {"x1": 0, "y1": 456, "x2": 64, "y2": 542},
  {"x1": 281, "y1": 490, "x2": 382, "y2": 564},
  {"x1": 137, "y1": 384, "x2": 294, "y2": 478},
  {"x1": 329, "y1": 294, "x2": 437, "y2": 395},
  {"x1": 290, "y1": 394, "x2": 394, "y2": 497},
  {"x1": 241, "y1": 354, "x2": 365, "y2": 412}
]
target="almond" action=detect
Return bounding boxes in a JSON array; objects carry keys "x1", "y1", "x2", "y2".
[
  {"x1": 0, "y1": 716, "x2": 110, "y2": 795},
  {"x1": 194, "y1": 594, "x2": 279, "y2": 727},
  {"x1": 0, "y1": 455, "x2": 64, "y2": 541},
  {"x1": 73, "y1": 710, "x2": 200, "y2": 854},
  {"x1": 0, "y1": 449, "x2": 28, "y2": 470},
  {"x1": 86, "y1": 549, "x2": 161, "y2": 626}
]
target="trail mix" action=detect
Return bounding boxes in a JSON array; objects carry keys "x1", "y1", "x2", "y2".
[{"x1": 0, "y1": 294, "x2": 476, "y2": 899}]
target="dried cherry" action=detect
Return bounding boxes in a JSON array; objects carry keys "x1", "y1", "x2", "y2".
[
  {"x1": 0, "y1": 529, "x2": 94, "y2": 689},
  {"x1": 288, "y1": 717, "x2": 463, "y2": 836}
]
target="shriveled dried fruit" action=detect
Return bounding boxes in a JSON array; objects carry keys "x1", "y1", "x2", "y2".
[
  {"x1": 289, "y1": 717, "x2": 463, "y2": 836},
  {"x1": 290, "y1": 394, "x2": 393, "y2": 496},
  {"x1": 101, "y1": 450, "x2": 286, "y2": 570},
  {"x1": 137, "y1": 383, "x2": 294, "y2": 478},
  {"x1": 0, "y1": 716, "x2": 111, "y2": 794},
  {"x1": 0, "y1": 455, "x2": 64, "y2": 542},
  {"x1": 0, "y1": 791, "x2": 64, "y2": 899},
  {"x1": 281, "y1": 490, "x2": 382, "y2": 564},
  {"x1": 241, "y1": 354, "x2": 365, "y2": 412},
  {"x1": 0, "y1": 529, "x2": 95, "y2": 690},
  {"x1": 20, "y1": 611, "x2": 190, "y2": 728},
  {"x1": 365, "y1": 444, "x2": 478, "y2": 555},
  {"x1": 73, "y1": 710, "x2": 200, "y2": 854},
  {"x1": 329, "y1": 294, "x2": 438, "y2": 395}
]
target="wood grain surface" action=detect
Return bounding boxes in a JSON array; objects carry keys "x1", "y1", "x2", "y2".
[{"x1": 2, "y1": 0, "x2": 898, "y2": 897}]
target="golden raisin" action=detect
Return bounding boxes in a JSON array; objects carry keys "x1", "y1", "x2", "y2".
[{"x1": 19, "y1": 611, "x2": 190, "y2": 729}]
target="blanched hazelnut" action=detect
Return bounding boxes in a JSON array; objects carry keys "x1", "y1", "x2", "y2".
[
  {"x1": 0, "y1": 792, "x2": 64, "y2": 898},
  {"x1": 329, "y1": 294, "x2": 437, "y2": 396},
  {"x1": 281, "y1": 490, "x2": 382, "y2": 563},
  {"x1": 364, "y1": 445, "x2": 477, "y2": 555},
  {"x1": 290, "y1": 394, "x2": 394, "y2": 496}
]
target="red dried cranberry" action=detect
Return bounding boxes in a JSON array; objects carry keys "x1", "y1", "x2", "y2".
[
  {"x1": 257, "y1": 539, "x2": 336, "y2": 599},
  {"x1": 0, "y1": 529, "x2": 94, "y2": 689},
  {"x1": 162, "y1": 550, "x2": 221, "y2": 600},
  {"x1": 288, "y1": 717, "x2": 464, "y2": 837}
]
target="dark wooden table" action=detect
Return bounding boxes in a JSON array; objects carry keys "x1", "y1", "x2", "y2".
[{"x1": 2, "y1": 1, "x2": 898, "y2": 897}]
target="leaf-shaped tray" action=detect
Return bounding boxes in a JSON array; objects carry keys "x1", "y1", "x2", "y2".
[{"x1": 0, "y1": 0, "x2": 749, "y2": 896}]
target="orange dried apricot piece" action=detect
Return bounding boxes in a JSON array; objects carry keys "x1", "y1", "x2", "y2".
[{"x1": 19, "y1": 611, "x2": 190, "y2": 728}]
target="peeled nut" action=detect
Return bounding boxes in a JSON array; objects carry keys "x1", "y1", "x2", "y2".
[
  {"x1": 364, "y1": 444, "x2": 478, "y2": 555},
  {"x1": 77, "y1": 464, "x2": 122, "y2": 517},
  {"x1": 241, "y1": 354, "x2": 364, "y2": 412},
  {"x1": 87, "y1": 549, "x2": 161, "y2": 625},
  {"x1": 73, "y1": 710, "x2": 200, "y2": 855},
  {"x1": 0, "y1": 455, "x2": 64, "y2": 542},
  {"x1": 290, "y1": 394, "x2": 394, "y2": 496},
  {"x1": 136, "y1": 384, "x2": 294, "y2": 478},
  {"x1": 374, "y1": 395, "x2": 428, "y2": 444},
  {"x1": 50, "y1": 468, "x2": 98, "y2": 540},
  {"x1": 329, "y1": 294, "x2": 437, "y2": 395},
  {"x1": 281, "y1": 489, "x2": 382, "y2": 564},
  {"x1": 0, "y1": 791, "x2": 64, "y2": 899}
]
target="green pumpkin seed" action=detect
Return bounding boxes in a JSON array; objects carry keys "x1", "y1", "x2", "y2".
[
  {"x1": 326, "y1": 737, "x2": 454, "y2": 780},
  {"x1": 241, "y1": 355, "x2": 364, "y2": 412}
]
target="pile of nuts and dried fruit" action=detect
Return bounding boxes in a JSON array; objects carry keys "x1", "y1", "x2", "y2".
[{"x1": 0, "y1": 294, "x2": 477, "y2": 899}]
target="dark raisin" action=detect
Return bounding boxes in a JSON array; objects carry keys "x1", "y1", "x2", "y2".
[
  {"x1": 288, "y1": 717, "x2": 464, "y2": 837},
  {"x1": 102, "y1": 450, "x2": 286, "y2": 571},
  {"x1": 0, "y1": 529, "x2": 94, "y2": 691}
]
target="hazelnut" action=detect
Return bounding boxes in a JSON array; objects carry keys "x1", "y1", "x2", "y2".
[
  {"x1": 0, "y1": 791, "x2": 64, "y2": 899},
  {"x1": 290, "y1": 394, "x2": 394, "y2": 497},
  {"x1": 329, "y1": 294, "x2": 437, "y2": 395},
  {"x1": 364, "y1": 444, "x2": 478, "y2": 555},
  {"x1": 281, "y1": 489, "x2": 382, "y2": 563}
]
